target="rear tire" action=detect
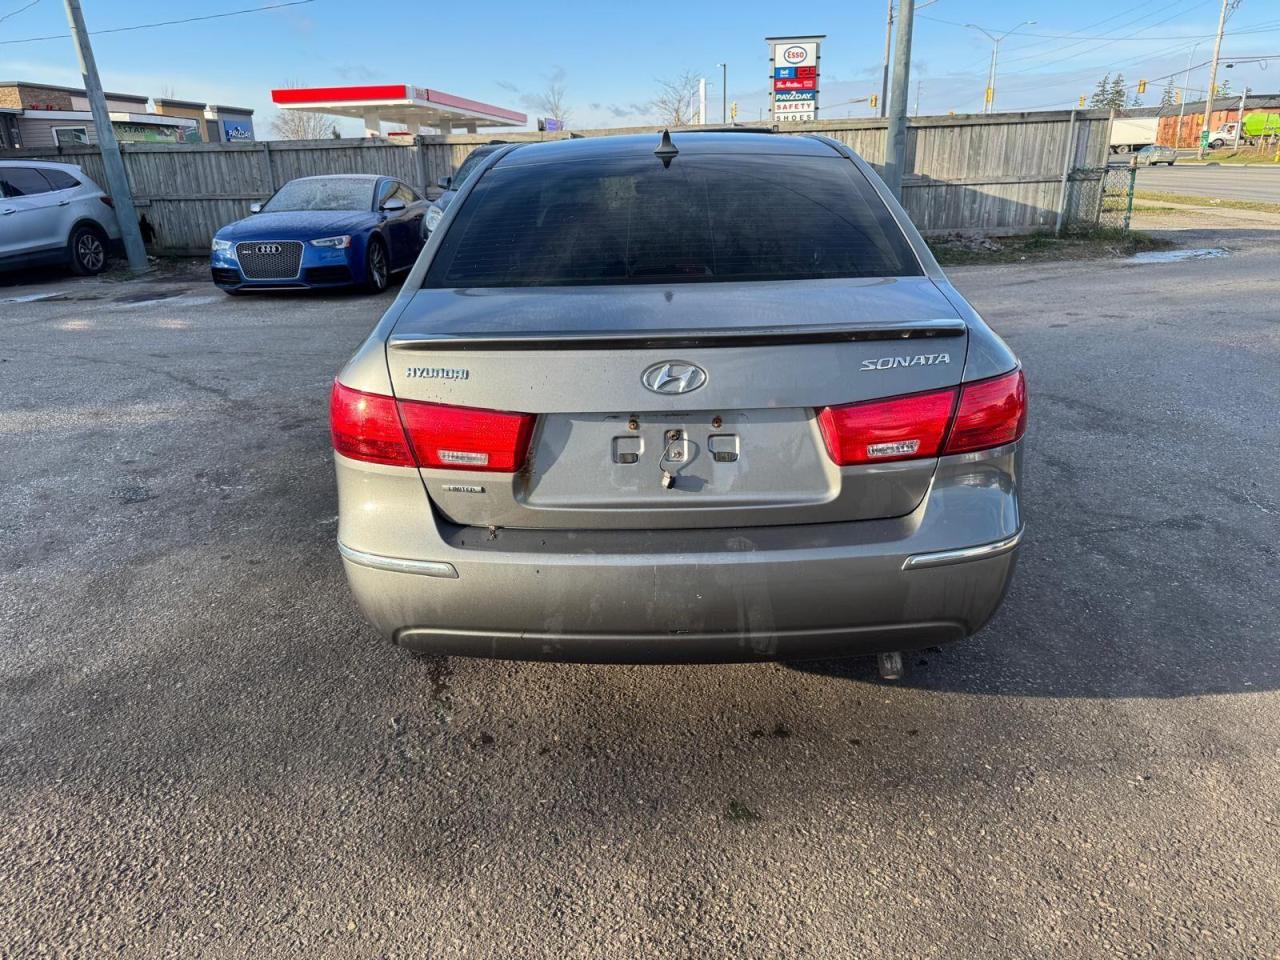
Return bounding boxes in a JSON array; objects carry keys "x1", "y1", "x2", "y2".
[
  {"x1": 363, "y1": 237, "x2": 389, "y2": 294},
  {"x1": 67, "y1": 224, "x2": 108, "y2": 276}
]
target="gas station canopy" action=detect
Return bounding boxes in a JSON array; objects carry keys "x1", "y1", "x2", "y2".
[{"x1": 270, "y1": 84, "x2": 527, "y2": 136}]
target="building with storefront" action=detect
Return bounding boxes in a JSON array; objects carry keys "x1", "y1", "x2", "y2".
[
  {"x1": 154, "y1": 98, "x2": 256, "y2": 142},
  {"x1": 0, "y1": 81, "x2": 199, "y2": 148}
]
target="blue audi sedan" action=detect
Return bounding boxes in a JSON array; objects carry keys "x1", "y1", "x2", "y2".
[{"x1": 210, "y1": 174, "x2": 427, "y2": 294}]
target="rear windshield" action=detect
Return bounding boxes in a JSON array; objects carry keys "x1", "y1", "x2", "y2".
[
  {"x1": 424, "y1": 153, "x2": 921, "y2": 288},
  {"x1": 264, "y1": 178, "x2": 372, "y2": 213}
]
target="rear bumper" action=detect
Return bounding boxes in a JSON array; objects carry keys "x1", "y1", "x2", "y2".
[
  {"x1": 336, "y1": 443, "x2": 1023, "y2": 663},
  {"x1": 343, "y1": 540, "x2": 1017, "y2": 663}
]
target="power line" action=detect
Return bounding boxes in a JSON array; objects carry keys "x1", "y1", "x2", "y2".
[
  {"x1": 0, "y1": 0, "x2": 316, "y2": 44},
  {"x1": 0, "y1": 0, "x2": 42, "y2": 26}
]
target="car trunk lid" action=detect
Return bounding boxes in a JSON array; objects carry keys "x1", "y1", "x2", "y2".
[{"x1": 387, "y1": 277, "x2": 967, "y2": 530}]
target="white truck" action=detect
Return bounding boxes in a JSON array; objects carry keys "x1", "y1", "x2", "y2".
[{"x1": 1109, "y1": 117, "x2": 1159, "y2": 154}]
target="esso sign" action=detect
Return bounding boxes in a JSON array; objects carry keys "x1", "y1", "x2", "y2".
[{"x1": 775, "y1": 42, "x2": 817, "y2": 67}]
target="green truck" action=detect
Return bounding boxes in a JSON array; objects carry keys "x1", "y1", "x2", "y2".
[{"x1": 1209, "y1": 113, "x2": 1280, "y2": 149}]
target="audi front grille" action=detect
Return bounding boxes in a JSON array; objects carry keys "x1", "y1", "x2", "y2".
[{"x1": 236, "y1": 240, "x2": 304, "y2": 280}]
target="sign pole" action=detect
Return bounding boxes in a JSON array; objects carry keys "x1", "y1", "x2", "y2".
[{"x1": 62, "y1": 0, "x2": 149, "y2": 275}]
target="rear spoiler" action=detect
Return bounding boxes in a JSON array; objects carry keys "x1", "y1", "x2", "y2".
[{"x1": 388, "y1": 318, "x2": 967, "y2": 352}]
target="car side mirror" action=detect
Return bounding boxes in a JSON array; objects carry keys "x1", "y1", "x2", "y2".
[
  {"x1": 436, "y1": 176, "x2": 452, "y2": 190},
  {"x1": 381, "y1": 197, "x2": 407, "y2": 212},
  {"x1": 248, "y1": 202, "x2": 262, "y2": 214}
]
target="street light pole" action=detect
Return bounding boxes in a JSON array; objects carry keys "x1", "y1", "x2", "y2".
[
  {"x1": 1233, "y1": 85, "x2": 1247, "y2": 149},
  {"x1": 1177, "y1": 43, "x2": 1201, "y2": 148},
  {"x1": 718, "y1": 63, "x2": 727, "y2": 124},
  {"x1": 880, "y1": 0, "x2": 894, "y2": 118},
  {"x1": 62, "y1": 0, "x2": 148, "y2": 274},
  {"x1": 966, "y1": 20, "x2": 1036, "y2": 114}
]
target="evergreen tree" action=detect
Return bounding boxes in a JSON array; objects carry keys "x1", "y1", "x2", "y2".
[
  {"x1": 1090, "y1": 73, "x2": 1112, "y2": 109},
  {"x1": 1160, "y1": 77, "x2": 1178, "y2": 110},
  {"x1": 1131, "y1": 92, "x2": 1144, "y2": 107},
  {"x1": 1110, "y1": 74, "x2": 1128, "y2": 109}
]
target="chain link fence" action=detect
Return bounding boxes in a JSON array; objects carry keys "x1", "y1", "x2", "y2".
[{"x1": 1074, "y1": 165, "x2": 1138, "y2": 231}]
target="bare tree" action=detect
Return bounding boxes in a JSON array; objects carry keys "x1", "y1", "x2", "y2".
[
  {"x1": 533, "y1": 81, "x2": 571, "y2": 129},
  {"x1": 652, "y1": 70, "x2": 701, "y2": 126},
  {"x1": 270, "y1": 81, "x2": 340, "y2": 140}
]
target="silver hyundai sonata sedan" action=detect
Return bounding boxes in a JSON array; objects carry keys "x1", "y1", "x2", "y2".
[{"x1": 330, "y1": 131, "x2": 1025, "y2": 668}]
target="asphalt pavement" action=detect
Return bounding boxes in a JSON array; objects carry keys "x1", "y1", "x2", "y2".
[
  {"x1": 2, "y1": 234, "x2": 1279, "y2": 958},
  {"x1": 1133, "y1": 161, "x2": 1280, "y2": 202}
]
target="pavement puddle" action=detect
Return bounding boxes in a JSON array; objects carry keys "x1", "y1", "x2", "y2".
[
  {"x1": 0, "y1": 291, "x2": 68, "y2": 304},
  {"x1": 1128, "y1": 247, "x2": 1229, "y2": 264}
]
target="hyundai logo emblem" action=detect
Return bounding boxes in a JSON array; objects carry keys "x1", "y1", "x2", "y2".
[
  {"x1": 642, "y1": 361, "x2": 707, "y2": 395},
  {"x1": 254, "y1": 243, "x2": 282, "y2": 255}
]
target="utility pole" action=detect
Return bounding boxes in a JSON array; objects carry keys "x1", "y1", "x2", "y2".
[
  {"x1": 880, "y1": 0, "x2": 894, "y2": 118},
  {"x1": 1198, "y1": 0, "x2": 1232, "y2": 159},
  {"x1": 718, "y1": 63, "x2": 727, "y2": 124},
  {"x1": 698, "y1": 77, "x2": 706, "y2": 125},
  {"x1": 882, "y1": 0, "x2": 914, "y2": 198},
  {"x1": 63, "y1": 0, "x2": 148, "y2": 274},
  {"x1": 913, "y1": 79, "x2": 922, "y2": 117}
]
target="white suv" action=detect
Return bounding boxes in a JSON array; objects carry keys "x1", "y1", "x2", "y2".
[{"x1": 0, "y1": 160, "x2": 122, "y2": 276}]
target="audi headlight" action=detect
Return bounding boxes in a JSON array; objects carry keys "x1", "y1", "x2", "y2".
[
  {"x1": 424, "y1": 205, "x2": 443, "y2": 233},
  {"x1": 311, "y1": 235, "x2": 352, "y2": 249},
  {"x1": 211, "y1": 238, "x2": 233, "y2": 254}
]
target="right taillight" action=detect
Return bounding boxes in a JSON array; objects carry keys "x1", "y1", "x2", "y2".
[
  {"x1": 942, "y1": 368, "x2": 1027, "y2": 455},
  {"x1": 397, "y1": 399, "x2": 534, "y2": 472},
  {"x1": 817, "y1": 367, "x2": 1026, "y2": 466},
  {"x1": 329, "y1": 380, "x2": 534, "y2": 472}
]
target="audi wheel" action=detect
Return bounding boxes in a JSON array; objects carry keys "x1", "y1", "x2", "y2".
[{"x1": 364, "y1": 237, "x2": 389, "y2": 294}]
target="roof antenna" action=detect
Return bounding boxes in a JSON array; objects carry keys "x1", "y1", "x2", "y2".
[{"x1": 654, "y1": 128, "x2": 678, "y2": 167}]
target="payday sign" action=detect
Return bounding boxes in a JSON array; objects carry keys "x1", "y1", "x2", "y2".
[{"x1": 766, "y1": 34, "x2": 824, "y2": 123}]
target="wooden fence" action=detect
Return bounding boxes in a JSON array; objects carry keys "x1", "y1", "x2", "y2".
[{"x1": 1, "y1": 110, "x2": 1113, "y2": 255}]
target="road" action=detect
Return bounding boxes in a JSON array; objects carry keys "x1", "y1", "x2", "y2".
[
  {"x1": 1134, "y1": 162, "x2": 1280, "y2": 202},
  {"x1": 2, "y1": 238, "x2": 1279, "y2": 959}
]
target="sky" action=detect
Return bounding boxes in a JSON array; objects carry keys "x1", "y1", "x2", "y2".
[{"x1": 1, "y1": 0, "x2": 1277, "y2": 135}]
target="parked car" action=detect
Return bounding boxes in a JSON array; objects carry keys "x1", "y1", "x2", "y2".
[
  {"x1": 329, "y1": 132, "x2": 1026, "y2": 673},
  {"x1": 0, "y1": 160, "x2": 121, "y2": 276},
  {"x1": 210, "y1": 174, "x2": 428, "y2": 294},
  {"x1": 422, "y1": 142, "x2": 506, "y2": 234},
  {"x1": 1135, "y1": 144, "x2": 1177, "y2": 166}
]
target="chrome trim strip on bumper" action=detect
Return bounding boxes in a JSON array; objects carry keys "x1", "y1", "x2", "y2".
[
  {"x1": 902, "y1": 529, "x2": 1023, "y2": 571},
  {"x1": 338, "y1": 542, "x2": 459, "y2": 579}
]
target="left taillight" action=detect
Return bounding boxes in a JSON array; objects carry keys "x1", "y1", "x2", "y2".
[
  {"x1": 329, "y1": 380, "x2": 415, "y2": 466},
  {"x1": 817, "y1": 387, "x2": 957, "y2": 465},
  {"x1": 99, "y1": 195, "x2": 114, "y2": 209},
  {"x1": 329, "y1": 380, "x2": 534, "y2": 472}
]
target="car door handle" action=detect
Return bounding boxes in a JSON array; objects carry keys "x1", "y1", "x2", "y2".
[
  {"x1": 1, "y1": 208, "x2": 15, "y2": 215},
  {"x1": 57, "y1": 199, "x2": 71, "y2": 206}
]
